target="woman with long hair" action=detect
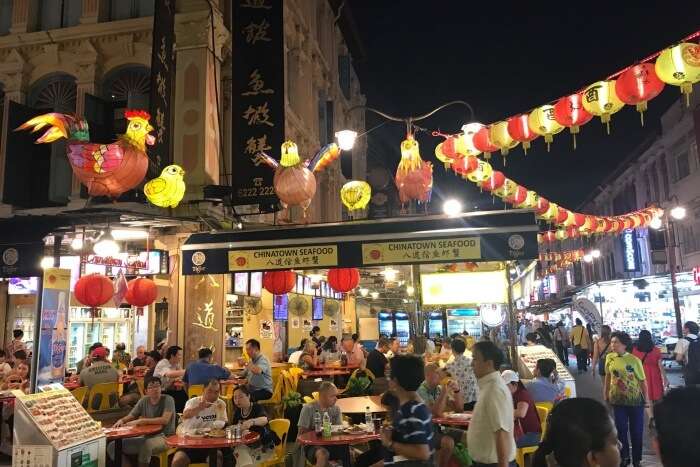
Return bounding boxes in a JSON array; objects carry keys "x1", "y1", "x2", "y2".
[
  {"x1": 632, "y1": 330, "x2": 667, "y2": 416},
  {"x1": 532, "y1": 398, "x2": 621, "y2": 467},
  {"x1": 591, "y1": 325, "x2": 612, "y2": 378},
  {"x1": 297, "y1": 340, "x2": 318, "y2": 371},
  {"x1": 320, "y1": 336, "x2": 340, "y2": 364}
]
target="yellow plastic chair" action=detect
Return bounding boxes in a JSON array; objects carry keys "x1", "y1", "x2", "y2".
[
  {"x1": 535, "y1": 401, "x2": 553, "y2": 413},
  {"x1": 260, "y1": 418, "x2": 291, "y2": 467},
  {"x1": 516, "y1": 405, "x2": 550, "y2": 467},
  {"x1": 564, "y1": 386, "x2": 572, "y2": 397},
  {"x1": 155, "y1": 447, "x2": 176, "y2": 467},
  {"x1": 303, "y1": 396, "x2": 314, "y2": 404},
  {"x1": 86, "y1": 382, "x2": 120, "y2": 412},
  {"x1": 71, "y1": 386, "x2": 88, "y2": 406},
  {"x1": 259, "y1": 373, "x2": 284, "y2": 405},
  {"x1": 187, "y1": 384, "x2": 204, "y2": 398},
  {"x1": 135, "y1": 378, "x2": 145, "y2": 396}
]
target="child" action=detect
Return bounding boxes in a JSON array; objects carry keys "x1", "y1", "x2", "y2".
[{"x1": 0, "y1": 351, "x2": 11, "y2": 381}]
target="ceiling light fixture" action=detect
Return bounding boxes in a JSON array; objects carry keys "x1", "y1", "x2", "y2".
[
  {"x1": 382, "y1": 267, "x2": 398, "y2": 282},
  {"x1": 111, "y1": 229, "x2": 149, "y2": 240},
  {"x1": 40, "y1": 257, "x2": 54, "y2": 269},
  {"x1": 370, "y1": 291, "x2": 380, "y2": 300},
  {"x1": 406, "y1": 285, "x2": 415, "y2": 296},
  {"x1": 359, "y1": 288, "x2": 369, "y2": 297},
  {"x1": 70, "y1": 236, "x2": 84, "y2": 251},
  {"x1": 94, "y1": 231, "x2": 120, "y2": 257}
]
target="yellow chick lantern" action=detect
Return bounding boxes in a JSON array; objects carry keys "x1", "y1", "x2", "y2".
[
  {"x1": 340, "y1": 180, "x2": 371, "y2": 215},
  {"x1": 144, "y1": 164, "x2": 186, "y2": 208}
]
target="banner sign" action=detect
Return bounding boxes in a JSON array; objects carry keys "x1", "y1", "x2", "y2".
[
  {"x1": 229, "y1": 245, "x2": 338, "y2": 271},
  {"x1": 362, "y1": 237, "x2": 480, "y2": 265},
  {"x1": 621, "y1": 229, "x2": 640, "y2": 272},
  {"x1": 231, "y1": 0, "x2": 284, "y2": 206},
  {"x1": 149, "y1": 0, "x2": 176, "y2": 168},
  {"x1": 36, "y1": 268, "x2": 71, "y2": 387}
]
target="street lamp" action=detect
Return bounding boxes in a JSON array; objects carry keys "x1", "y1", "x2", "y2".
[
  {"x1": 443, "y1": 199, "x2": 462, "y2": 217},
  {"x1": 583, "y1": 254, "x2": 593, "y2": 263},
  {"x1": 591, "y1": 249, "x2": 601, "y2": 259},
  {"x1": 670, "y1": 205, "x2": 687, "y2": 220},
  {"x1": 334, "y1": 130, "x2": 358, "y2": 151}
]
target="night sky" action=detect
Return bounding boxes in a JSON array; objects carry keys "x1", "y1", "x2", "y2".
[{"x1": 348, "y1": 2, "x2": 699, "y2": 211}]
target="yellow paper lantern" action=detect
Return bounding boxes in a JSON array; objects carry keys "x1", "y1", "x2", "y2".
[
  {"x1": 144, "y1": 164, "x2": 186, "y2": 208},
  {"x1": 280, "y1": 140, "x2": 301, "y2": 167},
  {"x1": 655, "y1": 42, "x2": 700, "y2": 106},
  {"x1": 489, "y1": 121, "x2": 519, "y2": 164},
  {"x1": 434, "y1": 143, "x2": 451, "y2": 169},
  {"x1": 456, "y1": 123, "x2": 483, "y2": 157},
  {"x1": 340, "y1": 180, "x2": 371, "y2": 213},
  {"x1": 516, "y1": 190, "x2": 538, "y2": 209},
  {"x1": 537, "y1": 202, "x2": 559, "y2": 222},
  {"x1": 528, "y1": 105, "x2": 563, "y2": 151},
  {"x1": 582, "y1": 80, "x2": 625, "y2": 134},
  {"x1": 466, "y1": 159, "x2": 493, "y2": 183},
  {"x1": 492, "y1": 178, "x2": 516, "y2": 199},
  {"x1": 555, "y1": 229, "x2": 568, "y2": 241}
]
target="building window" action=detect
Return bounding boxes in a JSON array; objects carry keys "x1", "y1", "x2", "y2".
[
  {"x1": 660, "y1": 156, "x2": 670, "y2": 199},
  {"x1": 681, "y1": 224, "x2": 700, "y2": 255},
  {"x1": 651, "y1": 161, "x2": 660, "y2": 201},
  {"x1": 338, "y1": 55, "x2": 351, "y2": 99},
  {"x1": 0, "y1": 0, "x2": 11, "y2": 35},
  {"x1": 110, "y1": 0, "x2": 154, "y2": 21},
  {"x1": 676, "y1": 151, "x2": 690, "y2": 181},
  {"x1": 39, "y1": 0, "x2": 81, "y2": 30}
]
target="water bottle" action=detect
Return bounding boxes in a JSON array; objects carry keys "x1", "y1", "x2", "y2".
[
  {"x1": 322, "y1": 411, "x2": 331, "y2": 439},
  {"x1": 314, "y1": 411, "x2": 322, "y2": 436},
  {"x1": 365, "y1": 406, "x2": 373, "y2": 431},
  {"x1": 234, "y1": 422, "x2": 242, "y2": 440}
]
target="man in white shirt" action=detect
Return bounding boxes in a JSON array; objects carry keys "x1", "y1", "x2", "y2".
[
  {"x1": 467, "y1": 341, "x2": 516, "y2": 467},
  {"x1": 153, "y1": 345, "x2": 187, "y2": 411},
  {"x1": 171, "y1": 379, "x2": 228, "y2": 467}
]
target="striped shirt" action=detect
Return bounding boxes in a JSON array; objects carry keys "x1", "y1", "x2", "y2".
[{"x1": 384, "y1": 400, "x2": 433, "y2": 465}]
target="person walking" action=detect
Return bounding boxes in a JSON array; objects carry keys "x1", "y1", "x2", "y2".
[
  {"x1": 571, "y1": 319, "x2": 591, "y2": 373},
  {"x1": 673, "y1": 321, "x2": 700, "y2": 386},
  {"x1": 604, "y1": 331, "x2": 649, "y2": 467},
  {"x1": 592, "y1": 325, "x2": 612, "y2": 378},
  {"x1": 553, "y1": 322, "x2": 570, "y2": 367},
  {"x1": 632, "y1": 330, "x2": 668, "y2": 418}
]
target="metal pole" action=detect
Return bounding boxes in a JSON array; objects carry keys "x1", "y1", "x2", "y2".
[
  {"x1": 29, "y1": 273, "x2": 44, "y2": 393},
  {"x1": 505, "y1": 262, "x2": 518, "y2": 369},
  {"x1": 666, "y1": 218, "x2": 684, "y2": 337}
]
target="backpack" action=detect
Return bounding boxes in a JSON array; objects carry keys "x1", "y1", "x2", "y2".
[{"x1": 685, "y1": 336, "x2": 700, "y2": 373}]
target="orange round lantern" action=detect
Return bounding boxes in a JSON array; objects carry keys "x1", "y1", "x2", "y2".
[
  {"x1": 553, "y1": 93, "x2": 593, "y2": 149},
  {"x1": 125, "y1": 277, "x2": 158, "y2": 307},
  {"x1": 327, "y1": 268, "x2": 360, "y2": 293},
  {"x1": 441, "y1": 136, "x2": 462, "y2": 162},
  {"x1": 615, "y1": 63, "x2": 665, "y2": 125},
  {"x1": 452, "y1": 155, "x2": 478, "y2": 178},
  {"x1": 75, "y1": 274, "x2": 114, "y2": 317},
  {"x1": 555, "y1": 207, "x2": 569, "y2": 225},
  {"x1": 535, "y1": 197, "x2": 550, "y2": 216},
  {"x1": 507, "y1": 114, "x2": 539, "y2": 154},
  {"x1": 262, "y1": 270, "x2": 296, "y2": 295},
  {"x1": 472, "y1": 126, "x2": 499, "y2": 160}
]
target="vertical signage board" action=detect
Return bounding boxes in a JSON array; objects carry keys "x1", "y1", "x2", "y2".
[{"x1": 36, "y1": 268, "x2": 71, "y2": 387}]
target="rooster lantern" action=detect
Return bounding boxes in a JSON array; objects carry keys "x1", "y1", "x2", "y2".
[
  {"x1": 16, "y1": 109, "x2": 155, "y2": 198},
  {"x1": 256, "y1": 141, "x2": 341, "y2": 219},
  {"x1": 395, "y1": 135, "x2": 433, "y2": 206}
]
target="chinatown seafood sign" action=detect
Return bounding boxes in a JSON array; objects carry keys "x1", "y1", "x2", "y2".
[{"x1": 82, "y1": 254, "x2": 149, "y2": 271}]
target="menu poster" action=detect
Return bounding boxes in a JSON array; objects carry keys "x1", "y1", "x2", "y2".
[
  {"x1": 12, "y1": 445, "x2": 52, "y2": 467},
  {"x1": 36, "y1": 268, "x2": 71, "y2": 388}
]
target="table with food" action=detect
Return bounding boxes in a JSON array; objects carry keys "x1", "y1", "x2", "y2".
[
  {"x1": 297, "y1": 422, "x2": 382, "y2": 465},
  {"x1": 166, "y1": 429, "x2": 260, "y2": 467},
  {"x1": 103, "y1": 424, "x2": 162, "y2": 467}
]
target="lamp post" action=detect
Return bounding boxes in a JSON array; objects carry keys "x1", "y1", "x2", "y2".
[{"x1": 583, "y1": 249, "x2": 604, "y2": 320}]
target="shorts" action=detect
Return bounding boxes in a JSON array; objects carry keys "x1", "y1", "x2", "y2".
[{"x1": 305, "y1": 445, "x2": 346, "y2": 463}]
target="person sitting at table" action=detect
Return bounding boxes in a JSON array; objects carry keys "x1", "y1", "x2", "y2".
[
  {"x1": 366, "y1": 337, "x2": 390, "y2": 378},
  {"x1": 109, "y1": 377, "x2": 176, "y2": 467},
  {"x1": 5, "y1": 329, "x2": 26, "y2": 365},
  {"x1": 120, "y1": 351, "x2": 162, "y2": 408},
  {"x1": 320, "y1": 336, "x2": 341, "y2": 364},
  {"x1": 436, "y1": 338, "x2": 452, "y2": 364},
  {"x1": 79, "y1": 346, "x2": 120, "y2": 394},
  {"x1": 171, "y1": 379, "x2": 229, "y2": 467},
  {"x1": 417, "y1": 363, "x2": 464, "y2": 467},
  {"x1": 0, "y1": 351, "x2": 12, "y2": 382},
  {"x1": 232, "y1": 385, "x2": 280, "y2": 460},
  {"x1": 131, "y1": 345, "x2": 147, "y2": 368},
  {"x1": 153, "y1": 345, "x2": 187, "y2": 412},
  {"x1": 238, "y1": 339, "x2": 273, "y2": 402},
  {"x1": 310, "y1": 326, "x2": 323, "y2": 354},
  {"x1": 298, "y1": 382, "x2": 344, "y2": 467},
  {"x1": 525, "y1": 358, "x2": 566, "y2": 404},
  {"x1": 525, "y1": 332, "x2": 540, "y2": 346},
  {"x1": 386, "y1": 337, "x2": 400, "y2": 359},
  {"x1": 501, "y1": 370, "x2": 542, "y2": 449},
  {"x1": 297, "y1": 340, "x2": 319, "y2": 371},
  {"x1": 112, "y1": 342, "x2": 131, "y2": 370},
  {"x1": 289, "y1": 339, "x2": 308, "y2": 365},
  {"x1": 342, "y1": 335, "x2": 366, "y2": 368},
  {"x1": 382, "y1": 354, "x2": 433, "y2": 466},
  {"x1": 352, "y1": 333, "x2": 369, "y2": 358},
  {"x1": 183, "y1": 347, "x2": 231, "y2": 387},
  {"x1": 11, "y1": 349, "x2": 28, "y2": 369},
  {"x1": 1, "y1": 361, "x2": 29, "y2": 392},
  {"x1": 76, "y1": 342, "x2": 103, "y2": 373},
  {"x1": 445, "y1": 338, "x2": 478, "y2": 411}
]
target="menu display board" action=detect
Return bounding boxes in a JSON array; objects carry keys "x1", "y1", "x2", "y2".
[
  {"x1": 234, "y1": 272, "x2": 249, "y2": 295},
  {"x1": 249, "y1": 272, "x2": 262, "y2": 297},
  {"x1": 15, "y1": 386, "x2": 102, "y2": 449}
]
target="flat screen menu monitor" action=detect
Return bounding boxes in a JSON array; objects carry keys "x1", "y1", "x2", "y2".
[
  {"x1": 249, "y1": 272, "x2": 262, "y2": 297},
  {"x1": 312, "y1": 297, "x2": 324, "y2": 320},
  {"x1": 273, "y1": 294, "x2": 288, "y2": 320},
  {"x1": 234, "y1": 272, "x2": 249, "y2": 295},
  {"x1": 8, "y1": 277, "x2": 38, "y2": 295}
]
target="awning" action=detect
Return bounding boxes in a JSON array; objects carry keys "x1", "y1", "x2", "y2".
[{"x1": 182, "y1": 210, "x2": 539, "y2": 275}]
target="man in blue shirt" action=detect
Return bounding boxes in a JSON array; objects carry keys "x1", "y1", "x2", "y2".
[
  {"x1": 183, "y1": 348, "x2": 230, "y2": 387},
  {"x1": 238, "y1": 339, "x2": 273, "y2": 401},
  {"x1": 525, "y1": 358, "x2": 566, "y2": 404}
]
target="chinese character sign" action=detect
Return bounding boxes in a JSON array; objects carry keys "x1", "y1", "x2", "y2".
[
  {"x1": 149, "y1": 0, "x2": 176, "y2": 168},
  {"x1": 231, "y1": 0, "x2": 283, "y2": 206}
]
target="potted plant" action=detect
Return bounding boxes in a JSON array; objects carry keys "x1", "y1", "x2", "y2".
[{"x1": 282, "y1": 390, "x2": 303, "y2": 441}]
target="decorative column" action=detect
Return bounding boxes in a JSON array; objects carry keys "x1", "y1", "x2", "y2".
[
  {"x1": 9, "y1": 0, "x2": 39, "y2": 34},
  {"x1": 79, "y1": 0, "x2": 109, "y2": 24}
]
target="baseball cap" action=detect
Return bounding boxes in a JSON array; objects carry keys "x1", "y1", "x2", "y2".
[
  {"x1": 91, "y1": 346, "x2": 108, "y2": 358},
  {"x1": 501, "y1": 370, "x2": 520, "y2": 385}
]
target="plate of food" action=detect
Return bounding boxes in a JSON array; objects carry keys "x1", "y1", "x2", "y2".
[
  {"x1": 446, "y1": 412, "x2": 472, "y2": 419},
  {"x1": 206, "y1": 428, "x2": 226, "y2": 438},
  {"x1": 343, "y1": 424, "x2": 368, "y2": 435}
]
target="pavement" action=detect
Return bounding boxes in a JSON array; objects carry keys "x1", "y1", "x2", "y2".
[{"x1": 569, "y1": 357, "x2": 685, "y2": 467}]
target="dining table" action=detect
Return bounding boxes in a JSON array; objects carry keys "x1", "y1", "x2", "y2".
[
  {"x1": 302, "y1": 368, "x2": 352, "y2": 379},
  {"x1": 297, "y1": 429, "x2": 380, "y2": 465},
  {"x1": 432, "y1": 412, "x2": 472, "y2": 428},
  {"x1": 165, "y1": 431, "x2": 260, "y2": 467},
  {"x1": 335, "y1": 395, "x2": 386, "y2": 414},
  {"x1": 103, "y1": 424, "x2": 163, "y2": 467}
]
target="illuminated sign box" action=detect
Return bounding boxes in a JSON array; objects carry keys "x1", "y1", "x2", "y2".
[{"x1": 421, "y1": 271, "x2": 507, "y2": 305}]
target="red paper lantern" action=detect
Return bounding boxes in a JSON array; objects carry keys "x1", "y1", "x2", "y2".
[
  {"x1": 507, "y1": 114, "x2": 539, "y2": 154},
  {"x1": 553, "y1": 93, "x2": 593, "y2": 149},
  {"x1": 543, "y1": 231, "x2": 557, "y2": 243},
  {"x1": 615, "y1": 63, "x2": 665, "y2": 125},
  {"x1": 472, "y1": 126, "x2": 499, "y2": 160},
  {"x1": 504, "y1": 185, "x2": 527, "y2": 205},
  {"x1": 535, "y1": 197, "x2": 550, "y2": 215},
  {"x1": 566, "y1": 226, "x2": 580, "y2": 239},
  {"x1": 125, "y1": 277, "x2": 158, "y2": 307},
  {"x1": 482, "y1": 171, "x2": 506, "y2": 192},
  {"x1": 441, "y1": 136, "x2": 461, "y2": 161},
  {"x1": 555, "y1": 207, "x2": 569, "y2": 225},
  {"x1": 452, "y1": 155, "x2": 478, "y2": 177},
  {"x1": 571, "y1": 212, "x2": 586, "y2": 228},
  {"x1": 327, "y1": 268, "x2": 360, "y2": 293},
  {"x1": 263, "y1": 270, "x2": 296, "y2": 295},
  {"x1": 75, "y1": 274, "x2": 113, "y2": 317}
]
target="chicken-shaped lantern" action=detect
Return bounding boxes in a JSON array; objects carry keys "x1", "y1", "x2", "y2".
[
  {"x1": 16, "y1": 109, "x2": 155, "y2": 198},
  {"x1": 144, "y1": 164, "x2": 186, "y2": 208},
  {"x1": 395, "y1": 135, "x2": 433, "y2": 206},
  {"x1": 256, "y1": 140, "x2": 341, "y2": 219}
]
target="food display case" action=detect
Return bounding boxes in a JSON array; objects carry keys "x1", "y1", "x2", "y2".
[
  {"x1": 517, "y1": 345, "x2": 576, "y2": 397},
  {"x1": 13, "y1": 384, "x2": 106, "y2": 466},
  {"x1": 427, "y1": 311, "x2": 445, "y2": 338},
  {"x1": 446, "y1": 308, "x2": 482, "y2": 339},
  {"x1": 67, "y1": 307, "x2": 132, "y2": 370}
]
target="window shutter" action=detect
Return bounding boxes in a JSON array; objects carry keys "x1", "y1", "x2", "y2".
[{"x1": 338, "y1": 55, "x2": 351, "y2": 99}]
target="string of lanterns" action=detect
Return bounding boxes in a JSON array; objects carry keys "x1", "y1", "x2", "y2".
[{"x1": 434, "y1": 32, "x2": 699, "y2": 163}]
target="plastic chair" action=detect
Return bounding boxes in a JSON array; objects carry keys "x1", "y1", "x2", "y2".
[
  {"x1": 135, "y1": 378, "x2": 145, "y2": 396},
  {"x1": 259, "y1": 373, "x2": 284, "y2": 405},
  {"x1": 516, "y1": 405, "x2": 550, "y2": 467},
  {"x1": 260, "y1": 418, "x2": 291, "y2": 467},
  {"x1": 564, "y1": 386, "x2": 572, "y2": 397},
  {"x1": 71, "y1": 386, "x2": 88, "y2": 406},
  {"x1": 155, "y1": 447, "x2": 176, "y2": 467},
  {"x1": 187, "y1": 384, "x2": 204, "y2": 398},
  {"x1": 86, "y1": 382, "x2": 120, "y2": 412},
  {"x1": 535, "y1": 401, "x2": 553, "y2": 413}
]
